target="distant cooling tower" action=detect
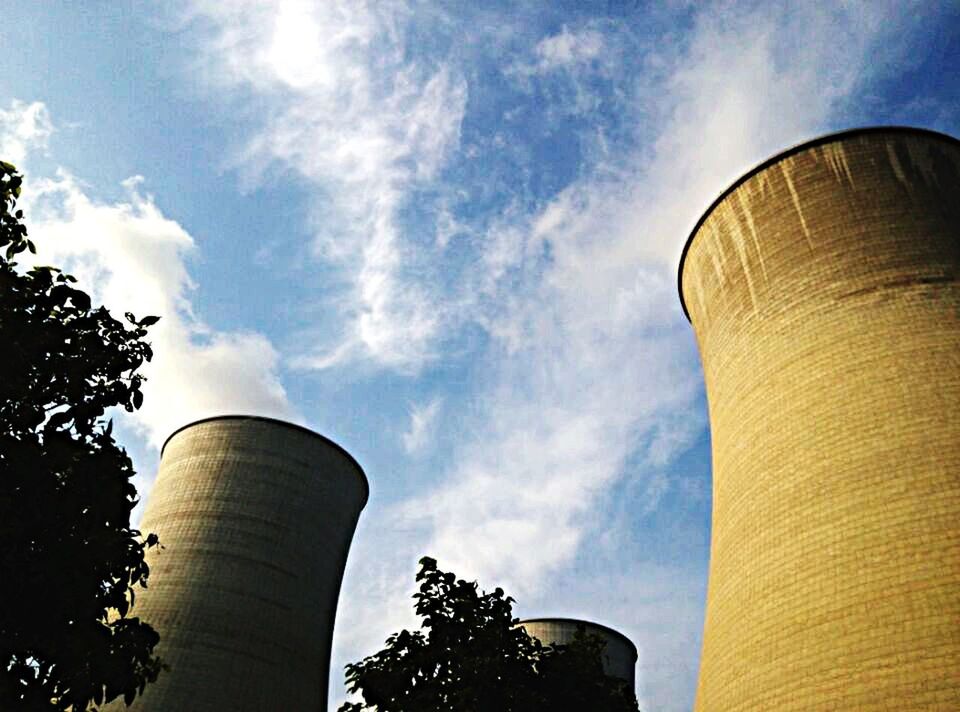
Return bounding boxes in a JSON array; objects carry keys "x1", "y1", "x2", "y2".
[
  {"x1": 108, "y1": 416, "x2": 368, "y2": 711},
  {"x1": 518, "y1": 618, "x2": 637, "y2": 691},
  {"x1": 680, "y1": 127, "x2": 960, "y2": 710}
]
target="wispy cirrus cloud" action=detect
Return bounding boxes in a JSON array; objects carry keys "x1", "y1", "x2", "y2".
[
  {"x1": 402, "y1": 397, "x2": 443, "y2": 455},
  {"x1": 179, "y1": 0, "x2": 468, "y2": 373},
  {"x1": 534, "y1": 25, "x2": 604, "y2": 72}
]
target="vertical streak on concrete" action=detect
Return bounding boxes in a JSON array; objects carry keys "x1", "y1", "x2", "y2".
[
  {"x1": 885, "y1": 141, "x2": 912, "y2": 193},
  {"x1": 779, "y1": 156, "x2": 813, "y2": 248},
  {"x1": 704, "y1": 220, "x2": 726, "y2": 288},
  {"x1": 820, "y1": 143, "x2": 855, "y2": 187},
  {"x1": 692, "y1": 264, "x2": 710, "y2": 327},
  {"x1": 719, "y1": 200, "x2": 757, "y2": 315},
  {"x1": 735, "y1": 190, "x2": 768, "y2": 283}
]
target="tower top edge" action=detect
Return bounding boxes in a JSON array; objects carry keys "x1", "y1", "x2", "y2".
[
  {"x1": 676, "y1": 125, "x2": 960, "y2": 322},
  {"x1": 517, "y1": 617, "x2": 638, "y2": 659},
  {"x1": 159, "y1": 414, "x2": 369, "y2": 503}
]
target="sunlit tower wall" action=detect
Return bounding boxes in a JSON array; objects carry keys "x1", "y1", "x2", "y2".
[
  {"x1": 518, "y1": 618, "x2": 637, "y2": 691},
  {"x1": 108, "y1": 416, "x2": 368, "y2": 712},
  {"x1": 679, "y1": 127, "x2": 960, "y2": 711}
]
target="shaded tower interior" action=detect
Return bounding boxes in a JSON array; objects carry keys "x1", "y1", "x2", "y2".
[
  {"x1": 680, "y1": 128, "x2": 960, "y2": 710},
  {"x1": 106, "y1": 415, "x2": 368, "y2": 711}
]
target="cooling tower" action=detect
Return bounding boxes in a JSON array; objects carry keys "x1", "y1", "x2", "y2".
[
  {"x1": 518, "y1": 618, "x2": 637, "y2": 690},
  {"x1": 679, "y1": 127, "x2": 960, "y2": 710},
  {"x1": 109, "y1": 416, "x2": 368, "y2": 712}
]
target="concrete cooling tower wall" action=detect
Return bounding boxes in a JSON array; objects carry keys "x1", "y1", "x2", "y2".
[
  {"x1": 107, "y1": 416, "x2": 368, "y2": 712},
  {"x1": 518, "y1": 618, "x2": 637, "y2": 691},
  {"x1": 679, "y1": 127, "x2": 960, "y2": 710}
]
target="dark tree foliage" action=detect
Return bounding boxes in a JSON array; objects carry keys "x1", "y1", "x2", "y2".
[
  {"x1": 339, "y1": 557, "x2": 640, "y2": 712},
  {"x1": 0, "y1": 161, "x2": 163, "y2": 710}
]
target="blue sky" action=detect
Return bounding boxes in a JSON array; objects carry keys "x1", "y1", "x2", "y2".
[{"x1": 2, "y1": 2, "x2": 958, "y2": 709}]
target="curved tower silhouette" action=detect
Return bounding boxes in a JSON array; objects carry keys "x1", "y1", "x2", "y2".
[
  {"x1": 680, "y1": 127, "x2": 960, "y2": 710},
  {"x1": 518, "y1": 618, "x2": 637, "y2": 691},
  {"x1": 110, "y1": 416, "x2": 368, "y2": 711}
]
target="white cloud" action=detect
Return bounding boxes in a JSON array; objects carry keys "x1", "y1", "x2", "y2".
[
  {"x1": 535, "y1": 26, "x2": 604, "y2": 71},
  {"x1": 402, "y1": 397, "x2": 442, "y2": 454},
  {"x1": 180, "y1": 0, "x2": 468, "y2": 373},
  {"x1": 398, "y1": 324, "x2": 702, "y2": 597},
  {"x1": 505, "y1": 23, "x2": 615, "y2": 118},
  {"x1": 16, "y1": 161, "x2": 295, "y2": 449},
  {"x1": 0, "y1": 100, "x2": 53, "y2": 165}
]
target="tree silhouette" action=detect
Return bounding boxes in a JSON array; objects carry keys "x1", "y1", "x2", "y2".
[
  {"x1": 0, "y1": 161, "x2": 163, "y2": 710},
  {"x1": 339, "y1": 557, "x2": 640, "y2": 712}
]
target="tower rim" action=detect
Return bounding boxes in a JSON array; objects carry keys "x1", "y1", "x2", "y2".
[
  {"x1": 517, "y1": 617, "x2": 638, "y2": 661},
  {"x1": 676, "y1": 125, "x2": 960, "y2": 322},
  {"x1": 159, "y1": 414, "x2": 369, "y2": 504}
]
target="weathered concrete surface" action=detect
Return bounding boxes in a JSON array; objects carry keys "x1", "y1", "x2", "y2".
[
  {"x1": 105, "y1": 416, "x2": 367, "y2": 712},
  {"x1": 681, "y1": 128, "x2": 960, "y2": 711}
]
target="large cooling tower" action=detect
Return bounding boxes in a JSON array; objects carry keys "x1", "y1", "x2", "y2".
[
  {"x1": 518, "y1": 618, "x2": 637, "y2": 690},
  {"x1": 679, "y1": 127, "x2": 960, "y2": 710},
  {"x1": 110, "y1": 416, "x2": 368, "y2": 711}
]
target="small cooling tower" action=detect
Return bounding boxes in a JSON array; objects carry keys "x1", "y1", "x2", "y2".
[
  {"x1": 109, "y1": 416, "x2": 368, "y2": 711},
  {"x1": 680, "y1": 127, "x2": 960, "y2": 710},
  {"x1": 518, "y1": 617, "x2": 637, "y2": 691}
]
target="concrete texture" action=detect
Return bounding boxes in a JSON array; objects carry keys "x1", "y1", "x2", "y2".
[
  {"x1": 680, "y1": 128, "x2": 960, "y2": 710},
  {"x1": 518, "y1": 618, "x2": 637, "y2": 691},
  {"x1": 106, "y1": 416, "x2": 368, "y2": 712}
]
